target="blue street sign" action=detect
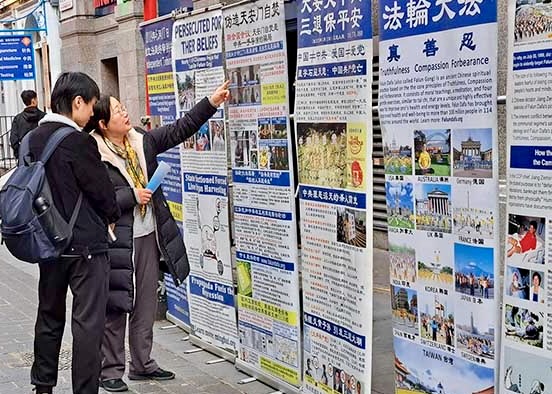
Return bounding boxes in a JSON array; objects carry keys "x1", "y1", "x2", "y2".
[{"x1": 0, "y1": 36, "x2": 35, "y2": 81}]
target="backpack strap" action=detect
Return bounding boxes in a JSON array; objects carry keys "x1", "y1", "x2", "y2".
[
  {"x1": 18, "y1": 129, "x2": 32, "y2": 165},
  {"x1": 68, "y1": 192, "x2": 83, "y2": 232},
  {"x1": 41, "y1": 127, "x2": 84, "y2": 233},
  {"x1": 18, "y1": 126, "x2": 77, "y2": 165},
  {"x1": 40, "y1": 126, "x2": 76, "y2": 163}
]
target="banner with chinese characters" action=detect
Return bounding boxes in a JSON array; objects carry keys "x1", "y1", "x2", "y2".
[
  {"x1": 141, "y1": 17, "x2": 190, "y2": 327},
  {"x1": 500, "y1": 1, "x2": 552, "y2": 391},
  {"x1": 172, "y1": 9, "x2": 238, "y2": 352},
  {"x1": 223, "y1": 0, "x2": 301, "y2": 387},
  {"x1": 142, "y1": 17, "x2": 177, "y2": 123},
  {"x1": 295, "y1": 0, "x2": 373, "y2": 393},
  {"x1": 378, "y1": 0, "x2": 498, "y2": 392}
]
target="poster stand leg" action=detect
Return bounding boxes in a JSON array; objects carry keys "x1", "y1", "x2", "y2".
[
  {"x1": 165, "y1": 312, "x2": 192, "y2": 333},
  {"x1": 183, "y1": 348, "x2": 204, "y2": 354},
  {"x1": 238, "y1": 377, "x2": 257, "y2": 384},
  {"x1": 189, "y1": 335, "x2": 237, "y2": 363},
  {"x1": 206, "y1": 358, "x2": 227, "y2": 365},
  {"x1": 159, "y1": 324, "x2": 177, "y2": 330},
  {"x1": 180, "y1": 335, "x2": 190, "y2": 341},
  {"x1": 234, "y1": 359, "x2": 301, "y2": 394}
]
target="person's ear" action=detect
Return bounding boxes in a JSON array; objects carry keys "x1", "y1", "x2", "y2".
[
  {"x1": 73, "y1": 95, "x2": 83, "y2": 111},
  {"x1": 99, "y1": 119, "x2": 108, "y2": 132}
]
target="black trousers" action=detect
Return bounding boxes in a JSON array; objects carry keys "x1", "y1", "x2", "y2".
[{"x1": 31, "y1": 253, "x2": 110, "y2": 394}]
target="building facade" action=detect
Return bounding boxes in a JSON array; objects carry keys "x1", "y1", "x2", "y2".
[{"x1": 0, "y1": 0, "x2": 62, "y2": 117}]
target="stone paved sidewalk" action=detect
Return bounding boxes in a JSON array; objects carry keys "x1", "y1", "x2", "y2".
[{"x1": 0, "y1": 245, "x2": 393, "y2": 394}]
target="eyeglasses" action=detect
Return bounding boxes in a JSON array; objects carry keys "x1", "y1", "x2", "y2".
[{"x1": 111, "y1": 105, "x2": 127, "y2": 116}]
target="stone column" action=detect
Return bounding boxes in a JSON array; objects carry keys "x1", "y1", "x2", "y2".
[{"x1": 115, "y1": 1, "x2": 146, "y2": 124}]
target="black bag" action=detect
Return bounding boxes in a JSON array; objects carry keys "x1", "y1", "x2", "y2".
[{"x1": 0, "y1": 127, "x2": 82, "y2": 263}]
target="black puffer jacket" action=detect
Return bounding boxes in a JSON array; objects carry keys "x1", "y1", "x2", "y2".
[{"x1": 91, "y1": 97, "x2": 217, "y2": 313}]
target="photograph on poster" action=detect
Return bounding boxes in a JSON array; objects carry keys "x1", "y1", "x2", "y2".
[
  {"x1": 506, "y1": 265, "x2": 530, "y2": 300},
  {"x1": 452, "y1": 128, "x2": 493, "y2": 178},
  {"x1": 176, "y1": 72, "x2": 195, "y2": 111},
  {"x1": 231, "y1": 130, "x2": 250, "y2": 167},
  {"x1": 416, "y1": 234, "x2": 453, "y2": 286},
  {"x1": 391, "y1": 285, "x2": 419, "y2": 336},
  {"x1": 389, "y1": 240, "x2": 416, "y2": 284},
  {"x1": 183, "y1": 135, "x2": 195, "y2": 150},
  {"x1": 195, "y1": 123, "x2": 211, "y2": 151},
  {"x1": 503, "y1": 347, "x2": 550, "y2": 394},
  {"x1": 507, "y1": 214, "x2": 545, "y2": 265},
  {"x1": 415, "y1": 183, "x2": 452, "y2": 233},
  {"x1": 456, "y1": 303, "x2": 495, "y2": 360},
  {"x1": 452, "y1": 182, "x2": 494, "y2": 239},
  {"x1": 228, "y1": 86, "x2": 261, "y2": 106},
  {"x1": 236, "y1": 260, "x2": 252, "y2": 297},
  {"x1": 259, "y1": 118, "x2": 288, "y2": 140},
  {"x1": 250, "y1": 150, "x2": 258, "y2": 169},
  {"x1": 419, "y1": 292, "x2": 454, "y2": 346},
  {"x1": 250, "y1": 130, "x2": 258, "y2": 149},
  {"x1": 336, "y1": 208, "x2": 367, "y2": 248},
  {"x1": 257, "y1": 144, "x2": 289, "y2": 171},
  {"x1": 386, "y1": 181, "x2": 415, "y2": 230},
  {"x1": 228, "y1": 65, "x2": 261, "y2": 87},
  {"x1": 393, "y1": 337, "x2": 494, "y2": 394},
  {"x1": 303, "y1": 350, "x2": 365, "y2": 394},
  {"x1": 414, "y1": 129, "x2": 451, "y2": 176},
  {"x1": 454, "y1": 243, "x2": 494, "y2": 299},
  {"x1": 297, "y1": 122, "x2": 347, "y2": 188},
  {"x1": 305, "y1": 355, "x2": 365, "y2": 394},
  {"x1": 504, "y1": 304, "x2": 544, "y2": 349},
  {"x1": 383, "y1": 127, "x2": 413, "y2": 176},
  {"x1": 210, "y1": 120, "x2": 225, "y2": 152},
  {"x1": 514, "y1": 1, "x2": 552, "y2": 43},
  {"x1": 530, "y1": 270, "x2": 545, "y2": 304}
]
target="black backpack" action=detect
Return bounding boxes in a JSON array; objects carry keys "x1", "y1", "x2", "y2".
[{"x1": 0, "y1": 127, "x2": 82, "y2": 263}]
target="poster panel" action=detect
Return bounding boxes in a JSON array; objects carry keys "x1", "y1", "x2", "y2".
[
  {"x1": 295, "y1": 0, "x2": 374, "y2": 393},
  {"x1": 172, "y1": 9, "x2": 238, "y2": 352},
  {"x1": 141, "y1": 17, "x2": 190, "y2": 326},
  {"x1": 223, "y1": 0, "x2": 302, "y2": 387},
  {"x1": 142, "y1": 17, "x2": 177, "y2": 122},
  {"x1": 501, "y1": 1, "x2": 552, "y2": 392},
  {"x1": 378, "y1": 0, "x2": 498, "y2": 393}
]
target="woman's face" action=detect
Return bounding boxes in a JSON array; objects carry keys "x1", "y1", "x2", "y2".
[
  {"x1": 533, "y1": 274, "x2": 541, "y2": 287},
  {"x1": 104, "y1": 97, "x2": 131, "y2": 138}
]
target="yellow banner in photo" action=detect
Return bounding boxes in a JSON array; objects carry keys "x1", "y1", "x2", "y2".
[
  {"x1": 147, "y1": 72, "x2": 175, "y2": 95},
  {"x1": 238, "y1": 295, "x2": 297, "y2": 326},
  {"x1": 260, "y1": 357, "x2": 299, "y2": 386},
  {"x1": 305, "y1": 375, "x2": 336, "y2": 394},
  {"x1": 261, "y1": 82, "x2": 286, "y2": 105},
  {"x1": 346, "y1": 122, "x2": 368, "y2": 191},
  {"x1": 167, "y1": 201, "x2": 183, "y2": 222}
]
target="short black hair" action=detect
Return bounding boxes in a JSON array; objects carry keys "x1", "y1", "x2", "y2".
[
  {"x1": 50, "y1": 72, "x2": 100, "y2": 115},
  {"x1": 533, "y1": 272, "x2": 541, "y2": 283},
  {"x1": 83, "y1": 95, "x2": 112, "y2": 134},
  {"x1": 20, "y1": 90, "x2": 37, "y2": 106},
  {"x1": 530, "y1": 220, "x2": 538, "y2": 229}
]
